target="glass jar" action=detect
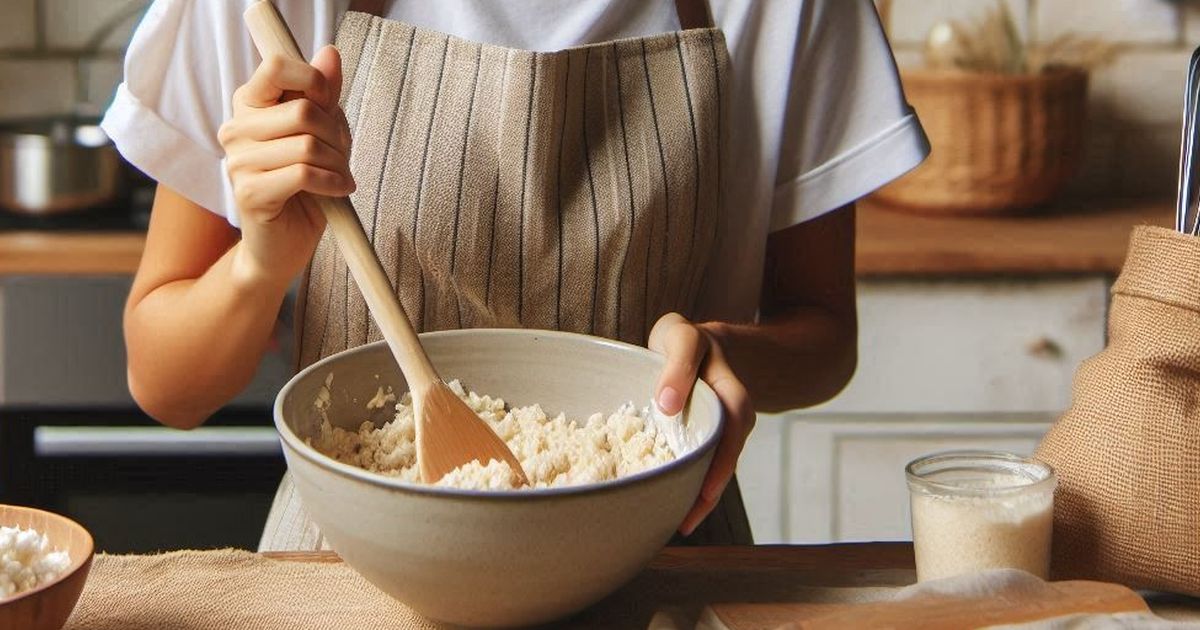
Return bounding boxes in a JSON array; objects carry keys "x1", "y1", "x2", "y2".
[{"x1": 906, "y1": 450, "x2": 1056, "y2": 582}]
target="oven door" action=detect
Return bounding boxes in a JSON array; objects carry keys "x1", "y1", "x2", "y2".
[
  {"x1": 1, "y1": 407, "x2": 287, "y2": 553},
  {"x1": 0, "y1": 274, "x2": 296, "y2": 552}
]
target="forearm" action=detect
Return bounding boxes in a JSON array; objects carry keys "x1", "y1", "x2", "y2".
[
  {"x1": 125, "y1": 242, "x2": 289, "y2": 429},
  {"x1": 701, "y1": 305, "x2": 857, "y2": 413}
]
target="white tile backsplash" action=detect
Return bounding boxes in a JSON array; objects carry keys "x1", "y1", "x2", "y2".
[
  {"x1": 1091, "y1": 48, "x2": 1192, "y2": 126},
  {"x1": 891, "y1": 48, "x2": 924, "y2": 71},
  {"x1": 80, "y1": 58, "x2": 124, "y2": 115},
  {"x1": 0, "y1": 59, "x2": 76, "y2": 118},
  {"x1": 0, "y1": 0, "x2": 36, "y2": 51},
  {"x1": 888, "y1": 0, "x2": 1028, "y2": 46},
  {"x1": 1186, "y1": 4, "x2": 1200, "y2": 45},
  {"x1": 44, "y1": 0, "x2": 146, "y2": 51},
  {"x1": 0, "y1": 0, "x2": 1193, "y2": 198},
  {"x1": 878, "y1": 0, "x2": 1197, "y2": 198},
  {"x1": 1035, "y1": 0, "x2": 1180, "y2": 45}
]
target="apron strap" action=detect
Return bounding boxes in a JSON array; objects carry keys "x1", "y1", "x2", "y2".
[
  {"x1": 348, "y1": 0, "x2": 390, "y2": 16},
  {"x1": 348, "y1": 1, "x2": 712, "y2": 29},
  {"x1": 675, "y1": 0, "x2": 713, "y2": 30}
]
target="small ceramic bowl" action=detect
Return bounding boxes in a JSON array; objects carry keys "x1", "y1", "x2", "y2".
[
  {"x1": 275, "y1": 328, "x2": 723, "y2": 627},
  {"x1": 0, "y1": 505, "x2": 94, "y2": 630}
]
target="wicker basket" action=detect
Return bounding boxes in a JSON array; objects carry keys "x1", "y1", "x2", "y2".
[{"x1": 872, "y1": 67, "x2": 1089, "y2": 216}]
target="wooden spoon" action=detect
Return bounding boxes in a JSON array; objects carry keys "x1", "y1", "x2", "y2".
[{"x1": 243, "y1": 0, "x2": 528, "y2": 487}]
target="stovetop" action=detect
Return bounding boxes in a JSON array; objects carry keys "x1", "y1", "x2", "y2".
[{"x1": 0, "y1": 186, "x2": 153, "y2": 232}]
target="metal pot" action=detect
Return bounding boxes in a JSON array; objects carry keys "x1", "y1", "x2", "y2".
[{"x1": 0, "y1": 117, "x2": 123, "y2": 215}]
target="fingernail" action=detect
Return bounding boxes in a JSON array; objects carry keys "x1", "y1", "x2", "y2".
[{"x1": 657, "y1": 386, "x2": 682, "y2": 415}]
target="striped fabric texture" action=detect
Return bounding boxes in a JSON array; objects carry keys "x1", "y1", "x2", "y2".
[
  {"x1": 267, "y1": 9, "x2": 752, "y2": 550},
  {"x1": 294, "y1": 12, "x2": 730, "y2": 369}
]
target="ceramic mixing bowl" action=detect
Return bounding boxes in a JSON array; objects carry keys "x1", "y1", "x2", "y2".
[{"x1": 274, "y1": 328, "x2": 723, "y2": 627}]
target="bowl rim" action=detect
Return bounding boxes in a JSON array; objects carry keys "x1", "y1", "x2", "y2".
[
  {"x1": 0, "y1": 504, "x2": 94, "y2": 606},
  {"x1": 273, "y1": 328, "x2": 725, "y2": 500}
]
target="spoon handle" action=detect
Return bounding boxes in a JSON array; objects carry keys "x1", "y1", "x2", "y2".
[{"x1": 243, "y1": 0, "x2": 439, "y2": 390}]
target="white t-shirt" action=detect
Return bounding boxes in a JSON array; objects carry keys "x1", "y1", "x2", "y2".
[{"x1": 101, "y1": 0, "x2": 928, "y2": 323}]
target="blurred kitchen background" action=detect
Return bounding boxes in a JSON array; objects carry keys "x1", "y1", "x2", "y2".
[{"x1": 0, "y1": 0, "x2": 1193, "y2": 551}]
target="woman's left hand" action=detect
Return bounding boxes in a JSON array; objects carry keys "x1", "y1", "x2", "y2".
[{"x1": 648, "y1": 313, "x2": 755, "y2": 536}]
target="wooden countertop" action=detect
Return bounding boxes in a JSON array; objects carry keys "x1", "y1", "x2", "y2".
[
  {"x1": 262, "y1": 542, "x2": 917, "y2": 575},
  {"x1": 0, "y1": 198, "x2": 1174, "y2": 277},
  {"x1": 53, "y1": 543, "x2": 1200, "y2": 629},
  {"x1": 856, "y1": 198, "x2": 1173, "y2": 277},
  {"x1": 262, "y1": 545, "x2": 1200, "y2": 627},
  {"x1": 0, "y1": 231, "x2": 145, "y2": 275}
]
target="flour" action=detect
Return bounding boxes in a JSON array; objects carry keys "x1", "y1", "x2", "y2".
[{"x1": 308, "y1": 380, "x2": 677, "y2": 489}]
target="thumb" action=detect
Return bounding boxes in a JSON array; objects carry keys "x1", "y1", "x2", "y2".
[
  {"x1": 648, "y1": 313, "x2": 709, "y2": 416},
  {"x1": 309, "y1": 45, "x2": 343, "y2": 110}
]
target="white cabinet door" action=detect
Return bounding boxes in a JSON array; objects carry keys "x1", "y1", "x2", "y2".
[
  {"x1": 737, "y1": 277, "x2": 1108, "y2": 544},
  {"x1": 786, "y1": 414, "x2": 1053, "y2": 543},
  {"x1": 814, "y1": 277, "x2": 1108, "y2": 414}
]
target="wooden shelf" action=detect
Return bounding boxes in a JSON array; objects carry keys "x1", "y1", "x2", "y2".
[
  {"x1": 0, "y1": 198, "x2": 1175, "y2": 278},
  {"x1": 856, "y1": 199, "x2": 1173, "y2": 276}
]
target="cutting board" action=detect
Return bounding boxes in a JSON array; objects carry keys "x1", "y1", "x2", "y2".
[{"x1": 698, "y1": 579, "x2": 1149, "y2": 630}]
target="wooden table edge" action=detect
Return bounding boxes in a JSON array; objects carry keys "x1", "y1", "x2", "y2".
[{"x1": 261, "y1": 542, "x2": 917, "y2": 571}]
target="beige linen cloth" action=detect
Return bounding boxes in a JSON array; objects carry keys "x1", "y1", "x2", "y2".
[{"x1": 62, "y1": 551, "x2": 1200, "y2": 629}]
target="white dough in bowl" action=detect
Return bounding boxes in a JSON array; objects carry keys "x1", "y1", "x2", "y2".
[{"x1": 308, "y1": 380, "x2": 678, "y2": 489}]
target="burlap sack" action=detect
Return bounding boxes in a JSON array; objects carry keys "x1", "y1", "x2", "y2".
[{"x1": 1035, "y1": 225, "x2": 1200, "y2": 595}]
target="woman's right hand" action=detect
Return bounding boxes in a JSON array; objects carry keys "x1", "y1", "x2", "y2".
[{"x1": 218, "y1": 44, "x2": 355, "y2": 290}]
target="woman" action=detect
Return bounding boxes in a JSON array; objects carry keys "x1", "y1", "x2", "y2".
[{"x1": 103, "y1": 0, "x2": 928, "y2": 548}]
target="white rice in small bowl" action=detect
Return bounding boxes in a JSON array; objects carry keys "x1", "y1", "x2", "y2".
[
  {"x1": 0, "y1": 525, "x2": 71, "y2": 599},
  {"x1": 0, "y1": 504, "x2": 94, "y2": 630}
]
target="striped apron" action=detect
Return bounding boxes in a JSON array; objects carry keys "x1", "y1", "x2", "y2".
[{"x1": 260, "y1": 0, "x2": 753, "y2": 550}]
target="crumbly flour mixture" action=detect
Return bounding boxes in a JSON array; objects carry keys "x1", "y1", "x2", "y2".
[
  {"x1": 308, "y1": 380, "x2": 677, "y2": 490},
  {"x1": 0, "y1": 525, "x2": 71, "y2": 599}
]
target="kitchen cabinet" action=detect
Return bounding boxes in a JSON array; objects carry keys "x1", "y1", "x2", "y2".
[
  {"x1": 734, "y1": 200, "x2": 1167, "y2": 545},
  {"x1": 0, "y1": 276, "x2": 291, "y2": 406},
  {"x1": 819, "y1": 277, "x2": 1108, "y2": 415},
  {"x1": 739, "y1": 277, "x2": 1106, "y2": 544},
  {"x1": 0, "y1": 270, "x2": 295, "y2": 552}
]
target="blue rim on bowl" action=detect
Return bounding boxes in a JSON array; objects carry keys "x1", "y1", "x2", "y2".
[{"x1": 273, "y1": 328, "x2": 725, "y2": 500}]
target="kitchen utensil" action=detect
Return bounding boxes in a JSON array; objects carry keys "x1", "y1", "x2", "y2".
[
  {"x1": 1175, "y1": 45, "x2": 1200, "y2": 234},
  {"x1": 242, "y1": 0, "x2": 527, "y2": 486},
  {"x1": 0, "y1": 117, "x2": 122, "y2": 215},
  {"x1": 0, "y1": 504, "x2": 94, "y2": 630},
  {"x1": 274, "y1": 329, "x2": 722, "y2": 627}
]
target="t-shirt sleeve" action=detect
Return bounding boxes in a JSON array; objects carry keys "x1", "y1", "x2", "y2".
[
  {"x1": 770, "y1": 0, "x2": 930, "y2": 231},
  {"x1": 100, "y1": 0, "x2": 338, "y2": 227}
]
